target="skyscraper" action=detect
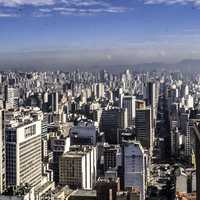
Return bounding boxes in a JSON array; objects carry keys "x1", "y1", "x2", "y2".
[
  {"x1": 48, "y1": 92, "x2": 59, "y2": 113},
  {"x1": 145, "y1": 82, "x2": 155, "y2": 108},
  {"x1": 135, "y1": 107, "x2": 153, "y2": 152},
  {"x1": 100, "y1": 108, "x2": 128, "y2": 144},
  {"x1": 145, "y1": 81, "x2": 159, "y2": 127},
  {"x1": 103, "y1": 144, "x2": 121, "y2": 172},
  {"x1": 50, "y1": 136, "x2": 70, "y2": 184},
  {"x1": 122, "y1": 140, "x2": 146, "y2": 200},
  {"x1": 121, "y1": 95, "x2": 136, "y2": 127},
  {"x1": 59, "y1": 146, "x2": 96, "y2": 189},
  {"x1": 0, "y1": 110, "x2": 5, "y2": 193},
  {"x1": 6, "y1": 120, "x2": 42, "y2": 188},
  {"x1": 180, "y1": 112, "x2": 192, "y2": 158}
]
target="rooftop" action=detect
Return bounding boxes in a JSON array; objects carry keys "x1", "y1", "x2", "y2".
[{"x1": 70, "y1": 189, "x2": 96, "y2": 197}]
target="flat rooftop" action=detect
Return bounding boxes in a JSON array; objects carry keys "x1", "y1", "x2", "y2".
[{"x1": 71, "y1": 189, "x2": 96, "y2": 197}]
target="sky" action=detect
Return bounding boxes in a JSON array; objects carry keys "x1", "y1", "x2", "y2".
[{"x1": 1, "y1": 0, "x2": 200, "y2": 68}]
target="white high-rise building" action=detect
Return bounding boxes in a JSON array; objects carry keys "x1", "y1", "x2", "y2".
[
  {"x1": 123, "y1": 140, "x2": 146, "y2": 200},
  {"x1": 6, "y1": 120, "x2": 42, "y2": 188},
  {"x1": 59, "y1": 145, "x2": 96, "y2": 190}
]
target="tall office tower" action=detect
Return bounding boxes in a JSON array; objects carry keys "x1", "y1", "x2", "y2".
[
  {"x1": 122, "y1": 141, "x2": 146, "y2": 200},
  {"x1": 41, "y1": 138, "x2": 53, "y2": 182},
  {"x1": 50, "y1": 136, "x2": 70, "y2": 184},
  {"x1": 0, "y1": 110, "x2": 5, "y2": 193},
  {"x1": 180, "y1": 112, "x2": 192, "y2": 158},
  {"x1": 5, "y1": 120, "x2": 42, "y2": 188},
  {"x1": 135, "y1": 107, "x2": 153, "y2": 152},
  {"x1": 170, "y1": 127, "x2": 181, "y2": 157},
  {"x1": 121, "y1": 95, "x2": 136, "y2": 126},
  {"x1": 100, "y1": 108, "x2": 128, "y2": 144},
  {"x1": 70, "y1": 121, "x2": 97, "y2": 145},
  {"x1": 96, "y1": 177, "x2": 120, "y2": 200},
  {"x1": 190, "y1": 113, "x2": 200, "y2": 200},
  {"x1": 103, "y1": 144, "x2": 121, "y2": 172},
  {"x1": 185, "y1": 120, "x2": 193, "y2": 158},
  {"x1": 145, "y1": 82, "x2": 156, "y2": 116},
  {"x1": 146, "y1": 82, "x2": 158, "y2": 131},
  {"x1": 169, "y1": 103, "x2": 179, "y2": 156},
  {"x1": 48, "y1": 92, "x2": 59, "y2": 113},
  {"x1": 59, "y1": 146, "x2": 96, "y2": 190},
  {"x1": 154, "y1": 81, "x2": 160, "y2": 114}
]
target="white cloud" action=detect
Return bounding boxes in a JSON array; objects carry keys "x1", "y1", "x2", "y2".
[
  {"x1": 144, "y1": 0, "x2": 200, "y2": 7},
  {"x1": 58, "y1": 6, "x2": 128, "y2": 15},
  {"x1": 0, "y1": 12, "x2": 18, "y2": 17},
  {"x1": 0, "y1": 0, "x2": 116, "y2": 8},
  {"x1": 39, "y1": 8, "x2": 52, "y2": 13},
  {"x1": 0, "y1": 0, "x2": 131, "y2": 16},
  {"x1": 0, "y1": 0, "x2": 55, "y2": 7},
  {"x1": 61, "y1": 0, "x2": 110, "y2": 7}
]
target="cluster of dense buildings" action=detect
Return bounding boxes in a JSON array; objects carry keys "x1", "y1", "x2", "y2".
[{"x1": 0, "y1": 69, "x2": 199, "y2": 200}]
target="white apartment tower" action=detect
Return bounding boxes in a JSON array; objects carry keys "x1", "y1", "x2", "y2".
[
  {"x1": 6, "y1": 120, "x2": 42, "y2": 188},
  {"x1": 59, "y1": 146, "x2": 96, "y2": 190}
]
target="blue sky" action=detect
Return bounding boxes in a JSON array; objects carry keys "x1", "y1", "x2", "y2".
[{"x1": 1, "y1": 0, "x2": 200, "y2": 67}]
